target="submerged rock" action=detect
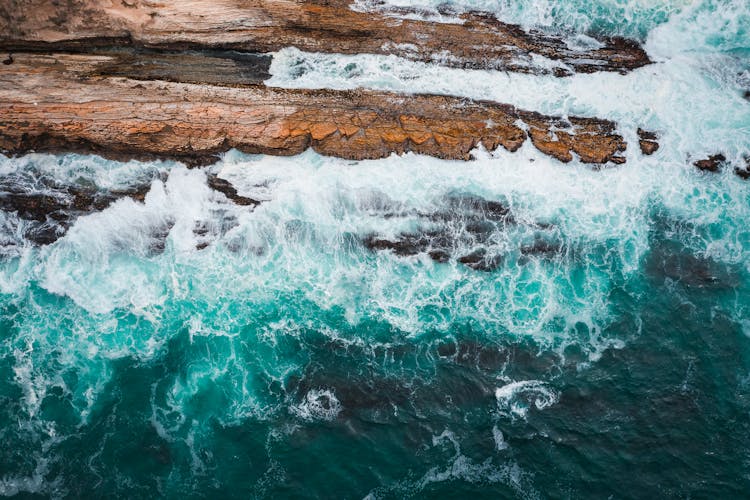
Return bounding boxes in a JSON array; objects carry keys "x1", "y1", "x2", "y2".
[
  {"x1": 646, "y1": 240, "x2": 739, "y2": 290},
  {"x1": 206, "y1": 174, "x2": 260, "y2": 207},
  {"x1": 457, "y1": 248, "x2": 503, "y2": 272},
  {"x1": 363, "y1": 194, "x2": 560, "y2": 271}
]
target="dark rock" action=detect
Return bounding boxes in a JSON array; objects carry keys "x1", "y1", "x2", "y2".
[
  {"x1": 735, "y1": 155, "x2": 750, "y2": 180},
  {"x1": 363, "y1": 194, "x2": 512, "y2": 270},
  {"x1": 428, "y1": 249, "x2": 451, "y2": 263},
  {"x1": 363, "y1": 234, "x2": 430, "y2": 257},
  {"x1": 192, "y1": 222, "x2": 209, "y2": 237},
  {"x1": 637, "y1": 128, "x2": 658, "y2": 141},
  {"x1": 639, "y1": 140, "x2": 659, "y2": 155},
  {"x1": 0, "y1": 173, "x2": 158, "y2": 246},
  {"x1": 2, "y1": 54, "x2": 12, "y2": 65},
  {"x1": 457, "y1": 248, "x2": 502, "y2": 272},
  {"x1": 521, "y1": 240, "x2": 562, "y2": 256},
  {"x1": 445, "y1": 195, "x2": 511, "y2": 221},
  {"x1": 23, "y1": 222, "x2": 66, "y2": 246},
  {"x1": 362, "y1": 194, "x2": 564, "y2": 271},
  {"x1": 206, "y1": 174, "x2": 260, "y2": 206},
  {"x1": 147, "y1": 221, "x2": 174, "y2": 255},
  {"x1": 0, "y1": 192, "x2": 70, "y2": 222},
  {"x1": 693, "y1": 154, "x2": 726, "y2": 173}
]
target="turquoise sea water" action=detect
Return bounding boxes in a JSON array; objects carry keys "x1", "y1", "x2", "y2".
[{"x1": 2, "y1": 0, "x2": 750, "y2": 498}]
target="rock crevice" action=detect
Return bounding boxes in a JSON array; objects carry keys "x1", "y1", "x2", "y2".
[
  {"x1": 0, "y1": 53, "x2": 629, "y2": 165},
  {"x1": 0, "y1": 0, "x2": 651, "y2": 76}
]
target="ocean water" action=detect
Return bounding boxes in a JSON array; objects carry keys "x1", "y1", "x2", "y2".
[{"x1": 1, "y1": 0, "x2": 750, "y2": 498}]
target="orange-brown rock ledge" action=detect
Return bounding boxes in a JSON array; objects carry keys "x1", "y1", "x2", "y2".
[
  {"x1": 0, "y1": 0, "x2": 651, "y2": 76},
  {"x1": 0, "y1": 53, "x2": 628, "y2": 165}
]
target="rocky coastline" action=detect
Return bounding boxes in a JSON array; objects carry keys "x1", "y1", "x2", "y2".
[{"x1": 1, "y1": 51, "x2": 629, "y2": 165}]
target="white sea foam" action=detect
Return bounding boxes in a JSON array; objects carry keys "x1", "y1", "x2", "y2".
[
  {"x1": 350, "y1": 0, "x2": 694, "y2": 38},
  {"x1": 495, "y1": 380, "x2": 560, "y2": 419},
  {"x1": 367, "y1": 429, "x2": 539, "y2": 498},
  {"x1": 291, "y1": 389, "x2": 342, "y2": 421},
  {"x1": 493, "y1": 425, "x2": 509, "y2": 451},
  {"x1": 269, "y1": 46, "x2": 750, "y2": 164},
  {"x1": 0, "y1": 458, "x2": 60, "y2": 498}
]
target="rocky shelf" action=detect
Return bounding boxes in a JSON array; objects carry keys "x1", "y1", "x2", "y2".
[
  {"x1": 0, "y1": 0, "x2": 651, "y2": 76},
  {"x1": 0, "y1": 52, "x2": 628, "y2": 165}
]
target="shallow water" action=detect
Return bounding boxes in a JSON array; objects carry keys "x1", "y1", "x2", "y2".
[{"x1": 1, "y1": 0, "x2": 750, "y2": 498}]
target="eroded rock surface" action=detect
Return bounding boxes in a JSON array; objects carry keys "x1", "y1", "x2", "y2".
[
  {"x1": 0, "y1": 0, "x2": 650, "y2": 76},
  {"x1": 0, "y1": 53, "x2": 629, "y2": 165}
]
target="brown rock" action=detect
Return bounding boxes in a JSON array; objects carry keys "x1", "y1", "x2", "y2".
[
  {"x1": 637, "y1": 129, "x2": 660, "y2": 155},
  {"x1": 0, "y1": 53, "x2": 629, "y2": 165},
  {"x1": 0, "y1": 0, "x2": 650, "y2": 76},
  {"x1": 694, "y1": 154, "x2": 726, "y2": 173},
  {"x1": 639, "y1": 141, "x2": 660, "y2": 155}
]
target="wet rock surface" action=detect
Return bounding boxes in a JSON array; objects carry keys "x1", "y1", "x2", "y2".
[
  {"x1": 694, "y1": 154, "x2": 727, "y2": 173},
  {"x1": 206, "y1": 174, "x2": 260, "y2": 207},
  {"x1": 0, "y1": 170, "x2": 259, "y2": 250},
  {"x1": 0, "y1": 172, "x2": 159, "y2": 246},
  {"x1": 735, "y1": 155, "x2": 750, "y2": 180}
]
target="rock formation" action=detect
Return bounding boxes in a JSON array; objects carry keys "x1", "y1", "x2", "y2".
[
  {"x1": 0, "y1": 52, "x2": 628, "y2": 165},
  {"x1": 637, "y1": 129, "x2": 659, "y2": 155},
  {"x1": 694, "y1": 154, "x2": 727, "y2": 173},
  {"x1": 0, "y1": 0, "x2": 650, "y2": 76}
]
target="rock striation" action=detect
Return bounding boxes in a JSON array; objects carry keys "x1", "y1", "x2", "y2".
[
  {"x1": 0, "y1": 52, "x2": 628, "y2": 165},
  {"x1": 0, "y1": 0, "x2": 651, "y2": 76}
]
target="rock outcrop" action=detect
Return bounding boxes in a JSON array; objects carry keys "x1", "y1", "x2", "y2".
[
  {"x1": 694, "y1": 154, "x2": 727, "y2": 173},
  {"x1": 362, "y1": 194, "x2": 561, "y2": 272},
  {"x1": 0, "y1": 171, "x2": 159, "y2": 245},
  {"x1": 736, "y1": 156, "x2": 750, "y2": 179},
  {"x1": 0, "y1": 0, "x2": 650, "y2": 76},
  {"x1": 637, "y1": 128, "x2": 659, "y2": 155},
  {"x1": 0, "y1": 52, "x2": 628, "y2": 165}
]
